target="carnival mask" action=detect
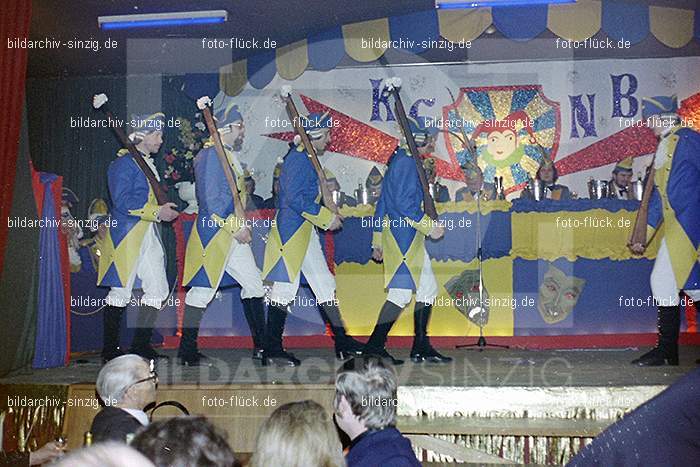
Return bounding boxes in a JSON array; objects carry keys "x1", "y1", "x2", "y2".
[{"x1": 537, "y1": 265, "x2": 585, "y2": 324}]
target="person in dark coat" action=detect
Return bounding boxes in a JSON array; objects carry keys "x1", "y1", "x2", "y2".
[
  {"x1": 567, "y1": 367, "x2": 700, "y2": 466},
  {"x1": 91, "y1": 355, "x2": 157, "y2": 443},
  {"x1": 333, "y1": 357, "x2": 421, "y2": 467}
]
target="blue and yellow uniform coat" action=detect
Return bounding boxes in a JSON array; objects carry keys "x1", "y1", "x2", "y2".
[
  {"x1": 372, "y1": 147, "x2": 434, "y2": 291},
  {"x1": 647, "y1": 127, "x2": 700, "y2": 290},
  {"x1": 262, "y1": 145, "x2": 335, "y2": 283},
  {"x1": 182, "y1": 143, "x2": 248, "y2": 288},
  {"x1": 97, "y1": 153, "x2": 161, "y2": 287}
]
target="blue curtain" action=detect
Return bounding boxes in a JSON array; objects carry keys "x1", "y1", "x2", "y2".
[{"x1": 32, "y1": 173, "x2": 67, "y2": 369}]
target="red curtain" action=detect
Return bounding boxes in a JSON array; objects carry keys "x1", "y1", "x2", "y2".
[{"x1": 0, "y1": 0, "x2": 32, "y2": 276}]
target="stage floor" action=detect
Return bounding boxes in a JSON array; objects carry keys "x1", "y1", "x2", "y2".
[{"x1": 2, "y1": 346, "x2": 699, "y2": 387}]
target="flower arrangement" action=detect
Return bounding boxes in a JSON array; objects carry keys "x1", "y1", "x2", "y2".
[{"x1": 162, "y1": 116, "x2": 208, "y2": 185}]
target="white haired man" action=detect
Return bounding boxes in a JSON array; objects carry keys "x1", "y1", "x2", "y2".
[
  {"x1": 91, "y1": 354, "x2": 157, "y2": 443},
  {"x1": 333, "y1": 357, "x2": 421, "y2": 466}
]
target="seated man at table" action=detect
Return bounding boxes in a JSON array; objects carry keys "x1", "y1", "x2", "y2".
[
  {"x1": 244, "y1": 169, "x2": 266, "y2": 211},
  {"x1": 357, "y1": 166, "x2": 383, "y2": 206},
  {"x1": 520, "y1": 158, "x2": 571, "y2": 200},
  {"x1": 455, "y1": 161, "x2": 496, "y2": 202},
  {"x1": 424, "y1": 158, "x2": 450, "y2": 203},
  {"x1": 607, "y1": 157, "x2": 634, "y2": 200}
]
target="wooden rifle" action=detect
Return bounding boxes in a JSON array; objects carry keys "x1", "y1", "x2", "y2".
[
  {"x1": 196, "y1": 97, "x2": 248, "y2": 231},
  {"x1": 628, "y1": 155, "x2": 657, "y2": 251},
  {"x1": 280, "y1": 86, "x2": 338, "y2": 214},
  {"x1": 383, "y1": 79, "x2": 438, "y2": 220},
  {"x1": 92, "y1": 94, "x2": 169, "y2": 205}
]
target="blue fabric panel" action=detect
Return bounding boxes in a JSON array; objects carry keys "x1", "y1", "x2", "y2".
[
  {"x1": 492, "y1": 5, "x2": 548, "y2": 41},
  {"x1": 247, "y1": 49, "x2": 277, "y2": 89},
  {"x1": 602, "y1": 0, "x2": 649, "y2": 44},
  {"x1": 308, "y1": 26, "x2": 345, "y2": 71},
  {"x1": 33, "y1": 174, "x2": 68, "y2": 369},
  {"x1": 388, "y1": 10, "x2": 440, "y2": 54},
  {"x1": 512, "y1": 257, "x2": 669, "y2": 336}
]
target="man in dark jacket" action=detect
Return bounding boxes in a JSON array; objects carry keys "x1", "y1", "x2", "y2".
[
  {"x1": 91, "y1": 354, "x2": 157, "y2": 443},
  {"x1": 333, "y1": 357, "x2": 421, "y2": 466}
]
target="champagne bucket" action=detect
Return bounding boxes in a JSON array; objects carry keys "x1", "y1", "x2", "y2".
[
  {"x1": 528, "y1": 178, "x2": 545, "y2": 201},
  {"x1": 587, "y1": 179, "x2": 609, "y2": 199},
  {"x1": 630, "y1": 180, "x2": 644, "y2": 201},
  {"x1": 355, "y1": 187, "x2": 369, "y2": 205}
]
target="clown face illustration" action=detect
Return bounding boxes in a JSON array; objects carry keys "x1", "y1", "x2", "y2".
[
  {"x1": 487, "y1": 129, "x2": 517, "y2": 161},
  {"x1": 537, "y1": 265, "x2": 585, "y2": 324}
]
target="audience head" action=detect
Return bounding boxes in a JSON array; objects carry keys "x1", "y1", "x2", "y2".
[
  {"x1": 333, "y1": 357, "x2": 398, "y2": 439},
  {"x1": 54, "y1": 442, "x2": 155, "y2": 467},
  {"x1": 131, "y1": 416, "x2": 235, "y2": 467},
  {"x1": 250, "y1": 400, "x2": 344, "y2": 467},
  {"x1": 96, "y1": 354, "x2": 157, "y2": 410}
]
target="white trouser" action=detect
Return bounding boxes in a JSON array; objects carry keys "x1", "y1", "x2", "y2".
[
  {"x1": 269, "y1": 229, "x2": 335, "y2": 306},
  {"x1": 106, "y1": 224, "x2": 169, "y2": 308},
  {"x1": 650, "y1": 238, "x2": 700, "y2": 306},
  {"x1": 185, "y1": 241, "x2": 265, "y2": 308},
  {"x1": 386, "y1": 250, "x2": 438, "y2": 308}
]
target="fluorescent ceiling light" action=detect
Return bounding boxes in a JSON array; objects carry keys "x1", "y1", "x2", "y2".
[
  {"x1": 436, "y1": 0, "x2": 575, "y2": 8},
  {"x1": 98, "y1": 10, "x2": 228, "y2": 30}
]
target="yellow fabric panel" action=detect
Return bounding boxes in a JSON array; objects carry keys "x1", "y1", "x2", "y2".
[
  {"x1": 654, "y1": 133, "x2": 698, "y2": 288},
  {"x1": 381, "y1": 216, "x2": 426, "y2": 289},
  {"x1": 301, "y1": 206, "x2": 334, "y2": 229},
  {"x1": 182, "y1": 224, "x2": 231, "y2": 287},
  {"x1": 128, "y1": 202, "x2": 160, "y2": 222},
  {"x1": 343, "y1": 18, "x2": 390, "y2": 62},
  {"x1": 211, "y1": 213, "x2": 244, "y2": 234},
  {"x1": 547, "y1": 0, "x2": 601, "y2": 42},
  {"x1": 97, "y1": 221, "x2": 150, "y2": 286},
  {"x1": 650, "y1": 6, "x2": 694, "y2": 48},
  {"x1": 336, "y1": 258, "x2": 514, "y2": 337},
  {"x1": 276, "y1": 39, "x2": 308, "y2": 81},
  {"x1": 407, "y1": 214, "x2": 433, "y2": 236},
  {"x1": 438, "y1": 8, "x2": 492, "y2": 43},
  {"x1": 262, "y1": 221, "x2": 312, "y2": 283},
  {"x1": 511, "y1": 209, "x2": 661, "y2": 261},
  {"x1": 372, "y1": 231, "x2": 382, "y2": 248},
  {"x1": 219, "y1": 61, "x2": 247, "y2": 97}
]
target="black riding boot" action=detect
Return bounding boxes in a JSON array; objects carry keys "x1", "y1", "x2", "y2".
[
  {"x1": 364, "y1": 301, "x2": 405, "y2": 365},
  {"x1": 410, "y1": 303, "x2": 452, "y2": 363},
  {"x1": 319, "y1": 302, "x2": 364, "y2": 360},
  {"x1": 242, "y1": 297, "x2": 266, "y2": 360},
  {"x1": 632, "y1": 305, "x2": 680, "y2": 366},
  {"x1": 178, "y1": 305, "x2": 206, "y2": 366},
  {"x1": 129, "y1": 305, "x2": 168, "y2": 360},
  {"x1": 263, "y1": 304, "x2": 300, "y2": 367},
  {"x1": 102, "y1": 305, "x2": 125, "y2": 362}
]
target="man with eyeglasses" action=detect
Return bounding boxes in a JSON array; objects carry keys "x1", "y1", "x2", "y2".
[{"x1": 91, "y1": 354, "x2": 158, "y2": 443}]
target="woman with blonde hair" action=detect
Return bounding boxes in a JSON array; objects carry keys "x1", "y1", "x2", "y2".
[{"x1": 250, "y1": 400, "x2": 345, "y2": 467}]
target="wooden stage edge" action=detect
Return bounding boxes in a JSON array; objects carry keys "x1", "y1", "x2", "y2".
[
  {"x1": 1, "y1": 381, "x2": 671, "y2": 463},
  {"x1": 162, "y1": 332, "x2": 700, "y2": 349}
]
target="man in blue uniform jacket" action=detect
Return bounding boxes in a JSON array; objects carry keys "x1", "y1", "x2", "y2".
[
  {"x1": 97, "y1": 112, "x2": 179, "y2": 362},
  {"x1": 180, "y1": 97, "x2": 266, "y2": 366},
  {"x1": 365, "y1": 117, "x2": 451, "y2": 365},
  {"x1": 262, "y1": 112, "x2": 363, "y2": 366},
  {"x1": 334, "y1": 357, "x2": 422, "y2": 467},
  {"x1": 629, "y1": 95, "x2": 700, "y2": 366}
]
